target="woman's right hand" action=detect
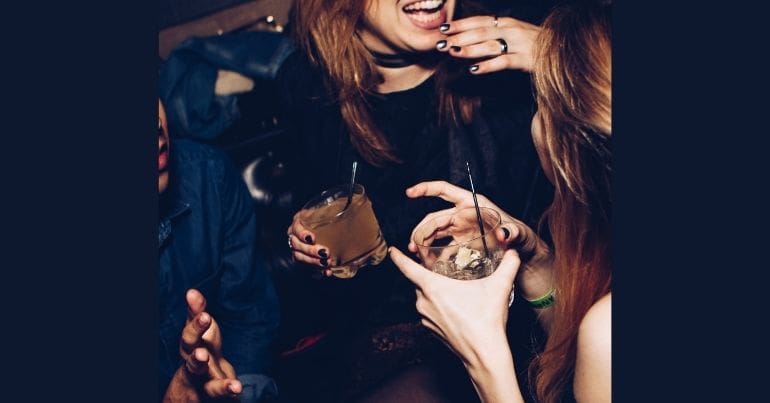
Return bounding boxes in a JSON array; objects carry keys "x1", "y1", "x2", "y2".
[
  {"x1": 287, "y1": 210, "x2": 333, "y2": 276},
  {"x1": 437, "y1": 15, "x2": 541, "y2": 74}
]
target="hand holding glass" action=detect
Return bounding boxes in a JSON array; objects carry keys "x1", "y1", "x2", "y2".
[{"x1": 299, "y1": 184, "x2": 387, "y2": 278}]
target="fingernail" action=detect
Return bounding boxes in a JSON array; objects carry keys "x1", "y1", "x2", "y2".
[
  {"x1": 318, "y1": 249, "x2": 328, "y2": 258},
  {"x1": 439, "y1": 23, "x2": 450, "y2": 32},
  {"x1": 320, "y1": 257, "x2": 328, "y2": 267},
  {"x1": 469, "y1": 65, "x2": 479, "y2": 73},
  {"x1": 436, "y1": 40, "x2": 447, "y2": 50},
  {"x1": 502, "y1": 227, "x2": 510, "y2": 239},
  {"x1": 228, "y1": 383, "x2": 238, "y2": 393},
  {"x1": 198, "y1": 313, "x2": 209, "y2": 326},
  {"x1": 305, "y1": 235, "x2": 313, "y2": 244},
  {"x1": 450, "y1": 46, "x2": 461, "y2": 52}
]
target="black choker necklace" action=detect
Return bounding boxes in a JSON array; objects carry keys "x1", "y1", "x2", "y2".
[{"x1": 368, "y1": 49, "x2": 421, "y2": 68}]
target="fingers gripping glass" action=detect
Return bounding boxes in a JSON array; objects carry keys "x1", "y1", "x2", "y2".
[
  {"x1": 299, "y1": 184, "x2": 388, "y2": 278},
  {"x1": 412, "y1": 207, "x2": 515, "y2": 306}
]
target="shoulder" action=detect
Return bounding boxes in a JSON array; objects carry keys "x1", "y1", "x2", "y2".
[
  {"x1": 579, "y1": 292, "x2": 611, "y2": 345},
  {"x1": 574, "y1": 293, "x2": 611, "y2": 403}
]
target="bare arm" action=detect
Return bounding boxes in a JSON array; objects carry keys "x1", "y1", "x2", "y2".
[
  {"x1": 390, "y1": 247, "x2": 527, "y2": 403},
  {"x1": 574, "y1": 293, "x2": 612, "y2": 403}
]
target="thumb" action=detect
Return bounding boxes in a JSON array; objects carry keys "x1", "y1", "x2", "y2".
[
  {"x1": 388, "y1": 247, "x2": 430, "y2": 288},
  {"x1": 491, "y1": 249, "x2": 521, "y2": 287}
]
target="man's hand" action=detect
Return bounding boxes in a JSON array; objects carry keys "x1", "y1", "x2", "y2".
[{"x1": 163, "y1": 289, "x2": 242, "y2": 402}]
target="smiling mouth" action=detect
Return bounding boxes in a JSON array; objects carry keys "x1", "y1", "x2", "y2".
[{"x1": 402, "y1": 0, "x2": 446, "y2": 23}]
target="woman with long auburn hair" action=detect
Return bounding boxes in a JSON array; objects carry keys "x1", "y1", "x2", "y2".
[
  {"x1": 277, "y1": 0, "x2": 555, "y2": 401},
  {"x1": 390, "y1": 1, "x2": 612, "y2": 402}
]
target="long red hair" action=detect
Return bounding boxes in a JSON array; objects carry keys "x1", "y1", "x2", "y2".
[{"x1": 528, "y1": 2, "x2": 613, "y2": 402}]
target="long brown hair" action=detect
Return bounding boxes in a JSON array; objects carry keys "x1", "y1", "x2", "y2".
[
  {"x1": 528, "y1": 2, "x2": 612, "y2": 402},
  {"x1": 291, "y1": 0, "x2": 481, "y2": 166}
]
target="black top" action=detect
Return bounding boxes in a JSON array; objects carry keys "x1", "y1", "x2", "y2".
[{"x1": 276, "y1": 50, "x2": 552, "y2": 328}]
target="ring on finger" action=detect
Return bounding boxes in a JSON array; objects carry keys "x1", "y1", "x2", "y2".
[
  {"x1": 288, "y1": 235, "x2": 293, "y2": 249},
  {"x1": 496, "y1": 38, "x2": 508, "y2": 55}
]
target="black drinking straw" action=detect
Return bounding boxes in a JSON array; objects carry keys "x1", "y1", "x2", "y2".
[
  {"x1": 343, "y1": 161, "x2": 358, "y2": 211},
  {"x1": 466, "y1": 162, "x2": 490, "y2": 258}
]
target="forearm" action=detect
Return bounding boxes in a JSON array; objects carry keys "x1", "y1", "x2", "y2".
[{"x1": 463, "y1": 332, "x2": 526, "y2": 403}]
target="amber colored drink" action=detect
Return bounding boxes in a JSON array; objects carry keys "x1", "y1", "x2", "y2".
[{"x1": 300, "y1": 184, "x2": 387, "y2": 278}]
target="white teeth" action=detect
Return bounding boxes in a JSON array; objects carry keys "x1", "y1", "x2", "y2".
[
  {"x1": 411, "y1": 12, "x2": 441, "y2": 22},
  {"x1": 404, "y1": 0, "x2": 443, "y2": 12}
]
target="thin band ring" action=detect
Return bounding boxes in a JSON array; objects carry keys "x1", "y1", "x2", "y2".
[
  {"x1": 496, "y1": 38, "x2": 508, "y2": 55},
  {"x1": 492, "y1": 15, "x2": 499, "y2": 28},
  {"x1": 288, "y1": 235, "x2": 293, "y2": 249}
]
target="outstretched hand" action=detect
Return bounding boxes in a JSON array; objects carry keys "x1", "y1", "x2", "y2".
[{"x1": 163, "y1": 289, "x2": 241, "y2": 402}]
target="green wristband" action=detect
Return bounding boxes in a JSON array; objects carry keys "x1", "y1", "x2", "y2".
[{"x1": 525, "y1": 288, "x2": 555, "y2": 309}]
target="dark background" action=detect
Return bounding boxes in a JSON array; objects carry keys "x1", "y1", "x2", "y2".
[
  {"x1": 2, "y1": 0, "x2": 767, "y2": 402},
  {"x1": 160, "y1": 0, "x2": 254, "y2": 28}
]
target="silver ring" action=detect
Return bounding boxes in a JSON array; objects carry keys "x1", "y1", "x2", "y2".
[
  {"x1": 496, "y1": 38, "x2": 508, "y2": 55},
  {"x1": 492, "y1": 15, "x2": 499, "y2": 28},
  {"x1": 287, "y1": 235, "x2": 293, "y2": 249}
]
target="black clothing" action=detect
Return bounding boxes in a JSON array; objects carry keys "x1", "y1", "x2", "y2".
[{"x1": 272, "y1": 50, "x2": 552, "y2": 402}]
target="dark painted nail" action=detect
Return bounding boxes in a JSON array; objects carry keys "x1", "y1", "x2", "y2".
[
  {"x1": 320, "y1": 257, "x2": 328, "y2": 267},
  {"x1": 439, "y1": 23, "x2": 450, "y2": 32},
  {"x1": 436, "y1": 40, "x2": 447, "y2": 50},
  {"x1": 502, "y1": 227, "x2": 511, "y2": 240},
  {"x1": 469, "y1": 65, "x2": 480, "y2": 73},
  {"x1": 318, "y1": 249, "x2": 328, "y2": 258},
  {"x1": 305, "y1": 235, "x2": 313, "y2": 244},
  {"x1": 450, "y1": 46, "x2": 461, "y2": 52}
]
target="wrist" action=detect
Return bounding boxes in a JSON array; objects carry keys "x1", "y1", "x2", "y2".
[
  {"x1": 462, "y1": 330, "x2": 511, "y2": 371},
  {"x1": 463, "y1": 339, "x2": 525, "y2": 403},
  {"x1": 517, "y1": 262, "x2": 552, "y2": 301}
]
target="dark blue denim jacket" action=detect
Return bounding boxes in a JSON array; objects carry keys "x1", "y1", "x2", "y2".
[
  {"x1": 159, "y1": 30, "x2": 295, "y2": 140},
  {"x1": 159, "y1": 139, "x2": 280, "y2": 402}
]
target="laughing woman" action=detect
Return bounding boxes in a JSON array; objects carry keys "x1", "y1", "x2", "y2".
[{"x1": 275, "y1": 0, "x2": 554, "y2": 401}]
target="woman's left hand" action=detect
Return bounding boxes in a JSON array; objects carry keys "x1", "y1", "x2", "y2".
[
  {"x1": 389, "y1": 246, "x2": 521, "y2": 367},
  {"x1": 437, "y1": 15, "x2": 541, "y2": 73}
]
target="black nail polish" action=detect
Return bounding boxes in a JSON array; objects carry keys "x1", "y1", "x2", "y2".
[
  {"x1": 305, "y1": 235, "x2": 313, "y2": 244},
  {"x1": 320, "y1": 258, "x2": 328, "y2": 267},
  {"x1": 439, "y1": 23, "x2": 450, "y2": 32},
  {"x1": 450, "y1": 46, "x2": 461, "y2": 52},
  {"x1": 318, "y1": 249, "x2": 328, "y2": 258},
  {"x1": 502, "y1": 227, "x2": 511, "y2": 239},
  {"x1": 469, "y1": 65, "x2": 480, "y2": 73},
  {"x1": 436, "y1": 40, "x2": 447, "y2": 50}
]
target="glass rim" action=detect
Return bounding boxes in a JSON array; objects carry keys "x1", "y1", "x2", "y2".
[
  {"x1": 412, "y1": 206, "x2": 502, "y2": 249},
  {"x1": 300, "y1": 183, "x2": 367, "y2": 226}
]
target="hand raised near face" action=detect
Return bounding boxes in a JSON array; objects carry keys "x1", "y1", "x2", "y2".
[{"x1": 437, "y1": 15, "x2": 540, "y2": 74}]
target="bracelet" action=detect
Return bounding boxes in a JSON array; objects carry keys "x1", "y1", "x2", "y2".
[{"x1": 524, "y1": 288, "x2": 555, "y2": 309}]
